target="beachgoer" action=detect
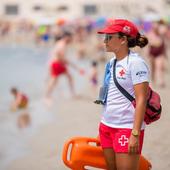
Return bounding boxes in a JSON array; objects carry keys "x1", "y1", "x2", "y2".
[
  {"x1": 147, "y1": 20, "x2": 168, "y2": 87},
  {"x1": 95, "y1": 36, "x2": 106, "y2": 62},
  {"x1": 45, "y1": 31, "x2": 83, "y2": 100},
  {"x1": 10, "y1": 87, "x2": 28, "y2": 111},
  {"x1": 75, "y1": 26, "x2": 87, "y2": 59},
  {"x1": 96, "y1": 19, "x2": 150, "y2": 170},
  {"x1": 89, "y1": 60, "x2": 98, "y2": 91}
]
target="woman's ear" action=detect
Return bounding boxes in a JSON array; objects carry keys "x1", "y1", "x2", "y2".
[{"x1": 121, "y1": 36, "x2": 127, "y2": 45}]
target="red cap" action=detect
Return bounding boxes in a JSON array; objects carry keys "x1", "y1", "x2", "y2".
[{"x1": 98, "y1": 19, "x2": 139, "y2": 38}]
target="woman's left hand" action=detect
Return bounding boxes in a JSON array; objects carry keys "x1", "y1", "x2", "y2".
[{"x1": 128, "y1": 134, "x2": 139, "y2": 154}]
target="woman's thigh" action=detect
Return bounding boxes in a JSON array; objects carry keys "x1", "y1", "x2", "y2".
[
  {"x1": 115, "y1": 153, "x2": 140, "y2": 170},
  {"x1": 103, "y1": 148, "x2": 117, "y2": 170}
]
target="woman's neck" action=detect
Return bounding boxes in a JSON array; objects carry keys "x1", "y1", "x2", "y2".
[{"x1": 115, "y1": 48, "x2": 129, "y2": 61}]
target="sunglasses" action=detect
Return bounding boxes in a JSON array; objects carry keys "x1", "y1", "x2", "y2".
[{"x1": 104, "y1": 34, "x2": 119, "y2": 42}]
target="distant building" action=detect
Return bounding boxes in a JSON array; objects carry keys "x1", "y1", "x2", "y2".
[{"x1": 0, "y1": 0, "x2": 170, "y2": 21}]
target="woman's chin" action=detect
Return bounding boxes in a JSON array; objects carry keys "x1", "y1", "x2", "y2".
[{"x1": 106, "y1": 49, "x2": 112, "y2": 52}]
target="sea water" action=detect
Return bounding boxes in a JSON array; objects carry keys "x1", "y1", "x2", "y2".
[{"x1": 0, "y1": 44, "x2": 89, "y2": 170}]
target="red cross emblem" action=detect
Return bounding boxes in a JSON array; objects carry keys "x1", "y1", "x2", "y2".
[
  {"x1": 119, "y1": 69, "x2": 125, "y2": 76},
  {"x1": 118, "y1": 135, "x2": 128, "y2": 146},
  {"x1": 123, "y1": 26, "x2": 131, "y2": 34}
]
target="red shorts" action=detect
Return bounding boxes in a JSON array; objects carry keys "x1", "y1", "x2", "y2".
[
  {"x1": 50, "y1": 61, "x2": 67, "y2": 77},
  {"x1": 99, "y1": 123, "x2": 144, "y2": 154}
]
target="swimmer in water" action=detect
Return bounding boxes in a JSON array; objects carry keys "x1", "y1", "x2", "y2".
[{"x1": 10, "y1": 87, "x2": 28, "y2": 111}]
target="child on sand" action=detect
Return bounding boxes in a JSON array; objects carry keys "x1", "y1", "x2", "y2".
[{"x1": 10, "y1": 87, "x2": 29, "y2": 111}]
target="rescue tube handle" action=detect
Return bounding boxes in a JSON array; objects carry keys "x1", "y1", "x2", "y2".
[{"x1": 62, "y1": 139, "x2": 73, "y2": 168}]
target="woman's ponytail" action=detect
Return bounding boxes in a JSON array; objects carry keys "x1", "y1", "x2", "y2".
[
  {"x1": 136, "y1": 33, "x2": 148, "y2": 48},
  {"x1": 118, "y1": 32, "x2": 149, "y2": 48}
]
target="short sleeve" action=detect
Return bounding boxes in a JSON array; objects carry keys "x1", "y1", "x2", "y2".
[{"x1": 130, "y1": 59, "x2": 150, "y2": 85}]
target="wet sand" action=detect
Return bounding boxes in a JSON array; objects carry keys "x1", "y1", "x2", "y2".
[{"x1": 6, "y1": 96, "x2": 102, "y2": 170}]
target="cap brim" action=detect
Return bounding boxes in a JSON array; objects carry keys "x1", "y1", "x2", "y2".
[
  {"x1": 97, "y1": 25, "x2": 122, "y2": 34},
  {"x1": 97, "y1": 28, "x2": 117, "y2": 34}
]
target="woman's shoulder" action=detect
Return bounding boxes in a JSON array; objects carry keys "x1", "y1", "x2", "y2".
[
  {"x1": 129, "y1": 51, "x2": 147, "y2": 64},
  {"x1": 128, "y1": 52, "x2": 150, "y2": 72}
]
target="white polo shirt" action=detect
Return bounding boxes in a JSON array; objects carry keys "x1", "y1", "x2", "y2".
[{"x1": 101, "y1": 52, "x2": 150, "y2": 129}]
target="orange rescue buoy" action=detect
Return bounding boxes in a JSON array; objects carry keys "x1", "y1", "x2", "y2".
[{"x1": 62, "y1": 137, "x2": 152, "y2": 170}]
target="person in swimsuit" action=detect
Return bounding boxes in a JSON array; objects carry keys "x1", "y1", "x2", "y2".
[
  {"x1": 147, "y1": 20, "x2": 168, "y2": 87},
  {"x1": 89, "y1": 60, "x2": 98, "y2": 93},
  {"x1": 10, "y1": 87, "x2": 28, "y2": 111},
  {"x1": 45, "y1": 31, "x2": 83, "y2": 101}
]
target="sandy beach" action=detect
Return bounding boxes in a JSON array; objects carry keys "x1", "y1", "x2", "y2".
[{"x1": 4, "y1": 64, "x2": 170, "y2": 170}]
